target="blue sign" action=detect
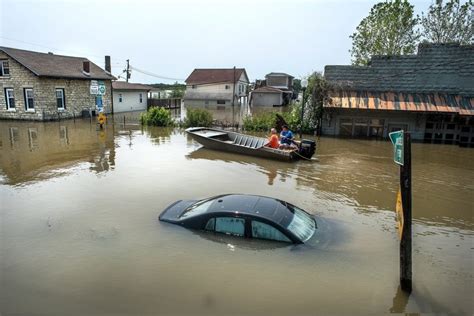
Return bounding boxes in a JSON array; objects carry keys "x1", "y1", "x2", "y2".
[{"x1": 96, "y1": 95, "x2": 103, "y2": 110}]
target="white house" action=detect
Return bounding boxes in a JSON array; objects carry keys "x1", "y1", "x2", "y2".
[{"x1": 112, "y1": 81, "x2": 151, "y2": 113}]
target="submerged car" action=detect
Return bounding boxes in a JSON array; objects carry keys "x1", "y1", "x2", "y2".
[{"x1": 158, "y1": 194, "x2": 317, "y2": 244}]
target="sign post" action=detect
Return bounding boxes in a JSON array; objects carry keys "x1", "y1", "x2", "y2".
[{"x1": 389, "y1": 130, "x2": 412, "y2": 293}]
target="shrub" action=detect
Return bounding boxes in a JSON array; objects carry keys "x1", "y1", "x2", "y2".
[
  {"x1": 140, "y1": 107, "x2": 174, "y2": 126},
  {"x1": 184, "y1": 108, "x2": 213, "y2": 127},
  {"x1": 242, "y1": 112, "x2": 276, "y2": 131}
]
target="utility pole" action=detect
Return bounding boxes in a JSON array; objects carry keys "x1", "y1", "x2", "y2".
[
  {"x1": 232, "y1": 66, "x2": 236, "y2": 130},
  {"x1": 126, "y1": 59, "x2": 130, "y2": 83}
]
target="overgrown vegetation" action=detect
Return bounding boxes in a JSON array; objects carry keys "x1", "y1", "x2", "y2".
[
  {"x1": 140, "y1": 107, "x2": 175, "y2": 126},
  {"x1": 183, "y1": 108, "x2": 213, "y2": 127}
]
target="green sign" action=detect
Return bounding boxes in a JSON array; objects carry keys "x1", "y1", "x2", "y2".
[
  {"x1": 98, "y1": 81, "x2": 106, "y2": 95},
  {"x1": 389, "y1": 130, "x2": 404, "y2": 166}
]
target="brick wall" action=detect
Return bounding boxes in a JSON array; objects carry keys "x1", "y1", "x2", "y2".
[{"x1": 0, "y1": 51, "x2": 112, "y2": 121}]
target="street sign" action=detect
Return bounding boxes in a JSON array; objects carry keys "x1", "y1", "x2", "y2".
[
  {"x1": 396, "y1": 188, "x2": 404, "y2": 240},
  {"x1": 389, "y1": 130, "x2": 404, "y2": 166},
  {"x1": 90, "y1": 80, "x2": 99, "y2": 95},
  {"x1": 98, "y1": 80, "x2": 106, "y2": 95}
]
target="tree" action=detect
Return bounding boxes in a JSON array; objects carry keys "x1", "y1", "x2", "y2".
[
  {"x1": 421, "y1": 0, "x2": 473, "y2": 44},
  {"x1": 350, "y1": 0, "x2": 421, "y2": 66}
]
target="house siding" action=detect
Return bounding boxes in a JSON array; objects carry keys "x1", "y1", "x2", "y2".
[
  {"x1": 0, "y1": 51, "x2": 112, "y2": 121},
  {"x1": 251, "y1": 92, "x2": 282, "y2": 107},
  {"x1": 112, "y1": 90, "x2": 148, "y2": 113}
]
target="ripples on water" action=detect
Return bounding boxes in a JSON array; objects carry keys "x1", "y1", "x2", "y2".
[{"x1": 0, "y1": 119, "x2": 473, "y2": 315}]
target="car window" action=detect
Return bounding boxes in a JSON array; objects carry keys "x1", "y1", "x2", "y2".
[
  {"x1": 204, "y1": 218, "x2": 215, "y2": 231},
  {"x1": 251, "y1": 220, "x2": 291, "y2": 242},
  {"x1": 286, "y1": 206, "x2": 316, "y2": 242},
  {"x1": 180, "y1": 199, "x2": 214, "y2": 219},
  {"x1": 215, "y1": 217, "x2": 245, "y2": 236}
]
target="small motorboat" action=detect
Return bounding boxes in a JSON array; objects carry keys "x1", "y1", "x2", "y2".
[{"x1": 185, "y1": 127, "x2": 316, "y2": 161}]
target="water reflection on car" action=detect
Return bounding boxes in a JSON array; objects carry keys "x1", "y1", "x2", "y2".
[{"x1": 159, "y1": 194, "x2": 317, "y2": 244}]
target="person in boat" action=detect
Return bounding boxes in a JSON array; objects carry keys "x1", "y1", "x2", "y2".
[
  {"x1": 279, "y1": 125, "x2": 298, "y2": 149},
  {"x1": 280, "y1": 125, "x2": 294, "y2": 145},
  {"x1": 266, "y1": 128, "x2": 280, "y2": 149}
]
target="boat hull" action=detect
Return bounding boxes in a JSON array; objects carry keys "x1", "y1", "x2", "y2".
[{"x1": 186, "y1": 127, "x2": 302, "y2": 161}]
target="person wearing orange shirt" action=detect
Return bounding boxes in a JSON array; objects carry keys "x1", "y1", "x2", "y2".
[{"x1": 266, "y1": 128, "x2": 280, "y2": 149}]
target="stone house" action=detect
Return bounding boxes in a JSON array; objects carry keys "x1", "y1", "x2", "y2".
[
  {"x1": 323, "y1": 43, "x2": 474, "y2": 146},
  {"x1": 183, "y1": 68, "x2": 249, "y2": 123},
  {"x1": 0, "y1": 46, "x2": 115, "y2": 121},
  {"x1": 112, "y1": 81, "x2": 150, "y2": 113},
  {"x1": 250, "y1": 72, "x2": 294, "y2": 108}
]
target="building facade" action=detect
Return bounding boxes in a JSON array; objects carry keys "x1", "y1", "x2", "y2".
[
  {"x1": 250, "y1": 72, "x2": 294, "y2": 108},
  {"x1": 323, "y1": 43, "x2": 474, "y2": 146},
  {"x1": 183, "y1": 68, "x2": 249, "y2": 124},
  {"x1": 112, "y1": 81, "x2": 150, "y2": 113},
  {"x1": 0, "y1": 46, "x2": 114, "y2": 121}
]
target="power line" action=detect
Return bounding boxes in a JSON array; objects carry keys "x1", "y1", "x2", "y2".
[{"x1": 129, "y1": 65, "x2": 185, "y2": 82}]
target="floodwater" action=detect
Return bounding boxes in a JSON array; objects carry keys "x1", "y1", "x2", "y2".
[{"x1": 0, "y1": 117, "x2": 473, "y2": 315}]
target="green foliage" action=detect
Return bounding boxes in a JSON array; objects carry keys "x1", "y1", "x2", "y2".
[
  {"x1": 149, "y1": 81, "x2": 186, "y2": 90},
  {"x1": 350, "y1": 0, "x2": 421, "y2": 66},
  {"x1": 421, "y1": 0, "x2": 473, "y2": 44},
  {"x1": 183, "y1": 108, "x2": 213, "y2": 127},
  {"x1": 242, "y1": 106, "x2": 312, "y2": 134},
  {"x1": 242, "y1": 112, "x2": 276, "y2": 131},
  {"x1": 170, "y1": 88, "x2": 184, "y2": 98},
  {"x1": 140, "y1": 107, "x2": 174, "y2": 126}
]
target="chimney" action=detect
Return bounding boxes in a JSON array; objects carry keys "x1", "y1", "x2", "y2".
[
  {"x1": 105, "y1": 55, "x2": 111, "y2": 73},
  {"x1": 82, "y1": 61, "x2": 90, "y2": 75}
]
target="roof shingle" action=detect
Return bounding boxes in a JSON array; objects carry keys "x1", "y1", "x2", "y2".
[
  {"x1": 0, "y1": 46, "x2": 115, "y2": 80},
  {"x1": 185, "y1": 68, "x2": 248, "y2": 85}
]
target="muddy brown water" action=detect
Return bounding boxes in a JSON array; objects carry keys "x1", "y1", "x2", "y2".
[{"x1": 0, "y1": 118, "x2": 473, "y2": 315}]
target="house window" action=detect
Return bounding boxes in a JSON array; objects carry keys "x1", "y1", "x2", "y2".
[
  {"x1": 0, "y1": 60, "x2": 9, "y2": 76},
  {"x1": 4, "y1": 88, "x2": 15, "y2": 110},
  {"x1": 56, "y1": 88, "x2": 65, "y2": 109},
  {"x1": 119, "y1": 93, "x2": 123, "y2": 102},
  {"x1": 24, "y1": 88, "x2": 34, "y2": 111},
  {"x1": 139, "y1": 93, "x2": 143, "y2": 103},
  {"x1": 225, "y1": 85, "x2": 230, "y2": 90},
  {"x1": 191, "y1": 85, "x2": 196, "y2": 89},
  {"x1": 217, "y1": 100, "x2": 225, "y2": 104}
]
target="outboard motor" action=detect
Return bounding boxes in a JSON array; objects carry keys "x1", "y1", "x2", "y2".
[{"x1": 298, "y1": 139, "x2": 316, "y2": 159}]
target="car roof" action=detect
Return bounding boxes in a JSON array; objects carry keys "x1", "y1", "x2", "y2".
[{"x1": 204, "y1": 194, "x2": 294, "y2": 226}]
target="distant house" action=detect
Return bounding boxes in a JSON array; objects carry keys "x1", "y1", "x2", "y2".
[
  {"x1": 0, "y1": 46, "x2": 115, "y2": 121},
  {"x1": 112, "y1": 81, "x2": 150, "y2": 113},
  {"x1": 323, "y1": 43, "x2": 474, "y2": 146},
  {"x1": 184, "y1": 68, "x2": 249, "y2": 110},
  {"x1": 250, "y1": 72, "x2": 294, "y2": 108}
]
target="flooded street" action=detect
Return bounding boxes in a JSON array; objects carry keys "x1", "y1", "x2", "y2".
[{"x1": 0, "y1": 118, "x2": 473, "y2": 315}]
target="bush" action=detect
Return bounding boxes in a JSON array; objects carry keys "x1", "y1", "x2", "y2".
[
  {"x1": 140, "y1": 107, "x2": 174, "y2": 126},
  {"x1": 242, "y1": 105, "x2": 313, "y2": 134},
  {"x1": 242, "y1": 112, "x2": 276, "y2": 131},
  {"x1": 183, "y1": 108, "x2": 213, "y2": 127}
]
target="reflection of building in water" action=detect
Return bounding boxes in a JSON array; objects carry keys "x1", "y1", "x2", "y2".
[{"x1": 0, "y1": 120, "x2": 116, "y2": 185}]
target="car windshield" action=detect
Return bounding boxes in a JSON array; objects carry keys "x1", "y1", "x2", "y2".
[
  {"x1": 286, "y1": 206, "x2": 316, "y2": 242},
  {"x1": 180, "y1": 199, "x2": 214, "y2": 219}
]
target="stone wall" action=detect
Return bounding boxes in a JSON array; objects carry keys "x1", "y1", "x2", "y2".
[{"x1": 0, "y1": 51, "x2": 112, "y2": 121}]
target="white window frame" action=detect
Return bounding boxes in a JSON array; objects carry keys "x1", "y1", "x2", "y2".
[
  {"x1": 24, "y1": 88, "x2": 35, "y2": 112},
  {"x1": 119, "y1": 93, "x2": 123, "y2": 102},
  {"x1": 4, "y1": 88, "x2": 15, "y2": 110},
  {"x1": 0, "y1": 60, "x2": 10, "y2": 76},
  {"x1": 56, "y1": 88, "x2": 65, "y2": 110},
  {"x1": 139, "y1": 93, "x2": 143, "y2": 103}
]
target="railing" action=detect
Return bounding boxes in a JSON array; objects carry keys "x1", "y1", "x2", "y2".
[{"x1": 147, "y1": 98, "x2": 181, "y2": 110}]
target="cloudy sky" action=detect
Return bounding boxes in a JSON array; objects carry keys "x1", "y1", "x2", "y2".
[{"x1": 1, "y1": 0, "x2": 430, "y2": 84}]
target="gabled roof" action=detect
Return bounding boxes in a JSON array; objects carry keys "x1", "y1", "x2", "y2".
[
  {"x1": 265, "y1": 72, "x2": 294, "y2": 78},
  {"x1": 0, "y1": 46, "x2": 115, "y2": 80},
  {"x1": 112, "y1": 81, "x2": 151, "y2": 91},
  {"x1": 324, "y1": 43, "x2": 474, "y2": 97},
  {"x1": 185, "y1": 68, "x2": 249, "y2": 85}
]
